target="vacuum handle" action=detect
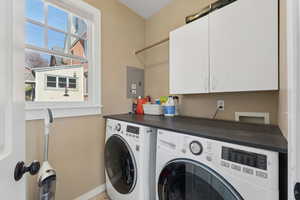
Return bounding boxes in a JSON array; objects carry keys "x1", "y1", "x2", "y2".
[
  {"x1": 46, "y1": 108, "x2": 53, "y2": 124},
  {"x1": 44, "y1": 108, "x2": 53, "y2": 161}
]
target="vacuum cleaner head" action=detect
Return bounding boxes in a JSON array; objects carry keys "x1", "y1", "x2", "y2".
[{"x1": 38, "y1": 161, "x2": 56, "y2": 200}]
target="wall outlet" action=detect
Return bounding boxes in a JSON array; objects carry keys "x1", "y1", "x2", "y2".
[{"x1": 217, "y1": 100, "x2": 225, "y2": 111}]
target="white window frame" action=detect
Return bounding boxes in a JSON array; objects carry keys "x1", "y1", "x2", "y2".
[{"x1": 25, "y1": 0, "x2": 102, "y2": 120}]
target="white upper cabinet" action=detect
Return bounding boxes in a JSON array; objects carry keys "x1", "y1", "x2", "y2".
[
  {"x1": 169, "y1": 0, "x2": 278, "y2": 94},
  {"x1": 209, "y1": 0, "x2": 278, "y2": 92},
  {"x1": 170, "y1": 15, "x2": 210, "y2": 94}
]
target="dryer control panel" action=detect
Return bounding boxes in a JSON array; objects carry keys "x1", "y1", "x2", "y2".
[
  {"x1": 222, "y1": 147, "x2": 267, "y2": 170},
  {"x1": 127, "y1": 125, "x2": 140, "y2": 135}
]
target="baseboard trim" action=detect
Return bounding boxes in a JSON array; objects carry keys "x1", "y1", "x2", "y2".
[{"x1": 74, "y1": 184, "x2": 106, "y2": 200}]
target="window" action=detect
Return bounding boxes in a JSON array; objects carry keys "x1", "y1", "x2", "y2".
[
  {"x1": 47, "y1": 76, "x2": 57, "y2": 88},
  {"x1": 58, "y1": 77, "x2": 67, "y2": 88},
  {"x1": 25, "y1": 0, "x2": 101, "y2": 120},
  {"x1": 46, "y1": 75, "x2": 77, "y2": 89},
  {"x1": 68, "y1": 78, "x2": 77, "y2": 89}
]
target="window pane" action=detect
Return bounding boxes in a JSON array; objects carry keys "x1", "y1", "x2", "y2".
[
  {"x1": 48, "y1": 5, "x2": 68, "y2": 31},
  {"x1": 71, "y1": 59, "x2": 88, "y2": 100},
  {"x1": 68, "y1": 78, "x2": 77, "y2": 89},
  {"x1": 25, "y1": 50, "x2": 72, "y2": 68},
  {"x1": 48, "y1": 30, "x2": 67, "y2": 53},
  {"x1": 47, "y1": 76, "x2": 56, "y2": 82},
  {"x1": 70, "y1": 37, "x2": 87, "y2": 58},
  {"x1": 58, "y1": 77, "x2": 67, "y2": 88},
  {"x1": 26, "y1": 22, "x2": 44, "y2": 48},
  {"x1": 47, "y1": 76, "x2": 57, "y2": 88},
  {"x1": 25, "y1": 61, "x2": 87, "y2": 102},
  {"x1": 25, "y1": 50, "x2": 50, "y2": 68},
  {"x1": 26, "y1": 0, "x2": 44, "y2": 23},
  {"x1": 71, "y1": 16, "x2": 87, "y2": 37},
  {"x1": 47, "y1": 82, "x2": 57, "y2": 88}
]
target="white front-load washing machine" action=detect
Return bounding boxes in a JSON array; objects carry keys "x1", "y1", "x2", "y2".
[
  {"x1": 105, "y1": 119, "x2": 157, "y2": 200},
  {"x1": 156, "y1": 129, "x2": 279, "y2": 200}
]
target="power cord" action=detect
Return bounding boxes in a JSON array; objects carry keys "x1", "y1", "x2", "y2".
[{"x1": 212, "y1": 105, "x2": 223, "y2": 119}]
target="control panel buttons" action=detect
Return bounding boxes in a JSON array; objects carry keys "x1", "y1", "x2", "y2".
[
  {"x1": 136, "y1": 145, "x2": 140, "y2": 151},
  {"x1": 222, "y1": 146, "x2": 268, "y2": 170},
  {"x1": 124, "y1": 132, "x2": 139, "y2": 139},
  {"x1": 243, "y1": 167, "x2": 254, "y2": 175},
  {"x1": 206, "y1": 156, "x2": 212, "y2": 162},
  {"x1": 189, "y1": 141, "x2": 203, "y2": 155},
  {"x1": 256, "y1": 171, "x2": 268, "y2": 179},
  {"x1": 231, "y1": 164, "x2": 241, "y2": 172},
  {"x1": 221, "y1": 161, "x2": 230, "y2": 168},
  {"x1": 115, "y1": 123, "x2": 121, "y2": 132}
]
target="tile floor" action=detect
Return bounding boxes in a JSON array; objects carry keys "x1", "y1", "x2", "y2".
[{"x1": 89, "y1": 192, "x2": 109, "y2": 200}]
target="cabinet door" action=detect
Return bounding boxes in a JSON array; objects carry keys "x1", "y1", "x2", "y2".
[
  {"x1": 209, "y1": 0, "x2": 278, "y2": 93},
  {"x1": 170, "y1": 16, "x2": 209, "y2": 94}
]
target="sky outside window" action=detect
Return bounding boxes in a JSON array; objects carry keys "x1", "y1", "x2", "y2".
[
  {"x1": 26, "y1": 0, "x2": 70, "y2": 52},
  {"x1": 48, "y1": 5, "x2": 68, "y2": 31},
  {"x1": 26, "y1": 0, "x2": 44, "y2": 23},
  {"x1": 26, "y1": 22, "x2": 44, "y2": 47}
]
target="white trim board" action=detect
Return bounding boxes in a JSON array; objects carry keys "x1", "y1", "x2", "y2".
[
  {"x1": 287, "y1": 0, "x2": 300, "y2": 198},
  {"x1": 25, "y1": 104, "x2": 103, "y2": 120},
  {"x1": 73, "y1": 184, "x2": 106, "y2": 200}
]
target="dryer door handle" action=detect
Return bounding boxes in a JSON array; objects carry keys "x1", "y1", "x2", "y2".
[{"x1": 295, "y1": 183, "x2": 300, "y2": 200}]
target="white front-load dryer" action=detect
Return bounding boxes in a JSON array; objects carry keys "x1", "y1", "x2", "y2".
[
  {"x1": 105, "y1": 119, "x2": 157, "y2": 200},
  {"x1": 156, "y1": 129, "x2": 279, "y2": 200}
]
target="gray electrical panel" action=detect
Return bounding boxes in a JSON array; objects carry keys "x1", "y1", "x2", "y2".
[{"x1": 127, "y1": 66, "x2": 144, "y2": 99}]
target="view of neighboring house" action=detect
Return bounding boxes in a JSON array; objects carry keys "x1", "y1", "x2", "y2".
[
  {"x1": 34, "y1": 65, "x2": 84, "y2": 102},
  {"x1": 25, "y1": 17, "x2": 88, "y2": 102}
]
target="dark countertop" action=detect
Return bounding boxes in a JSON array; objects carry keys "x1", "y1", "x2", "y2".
[{"x1": 104, "y1": 114, "x2": 288, "y2": 153}]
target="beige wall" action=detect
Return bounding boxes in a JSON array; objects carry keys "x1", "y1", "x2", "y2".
[
  {"x1": 26, "y1": 0, "x2": 145, "y2": 199},
  {"x1": 278, "y1": 0, "x2": 288, "y2": 138},
  {"x1": 26, "y1": 116, "x2": 105, "y2": 200},
  {"x1": 144, "y1": 0, "x2": 280, "y2": 124}
]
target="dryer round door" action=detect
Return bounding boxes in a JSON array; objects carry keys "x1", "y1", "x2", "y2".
[
  {"x1": 158, "y1": 159, "x2": 244, "y2": 200},
  {"x1": 105, "y1": 135, "x2": 137, "y2": 194}
]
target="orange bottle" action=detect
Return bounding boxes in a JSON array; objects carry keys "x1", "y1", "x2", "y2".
[{"x1": 136, "y1": 97, "x2": 147, "y2": 115}]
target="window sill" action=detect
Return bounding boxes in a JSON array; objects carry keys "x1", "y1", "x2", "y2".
[{"x1": 25, "y1": 104, "x2": 103, "y2": 121}]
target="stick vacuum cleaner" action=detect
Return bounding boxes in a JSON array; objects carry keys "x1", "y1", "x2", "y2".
[{"x1": 38, "y1": 108, "x2": 56, "y2": 200}]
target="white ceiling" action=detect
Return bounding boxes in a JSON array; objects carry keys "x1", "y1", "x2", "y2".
[{"x1": 118, "y1": 0, "x2": 173, "y2": 19}]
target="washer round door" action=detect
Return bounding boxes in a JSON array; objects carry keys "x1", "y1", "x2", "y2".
[
  {"x1": 105, "y1": 135, "x2": 137, "y2": 194},
  {"x1": 158, "y1": 159, "x2": 244, "y2": 200}
]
